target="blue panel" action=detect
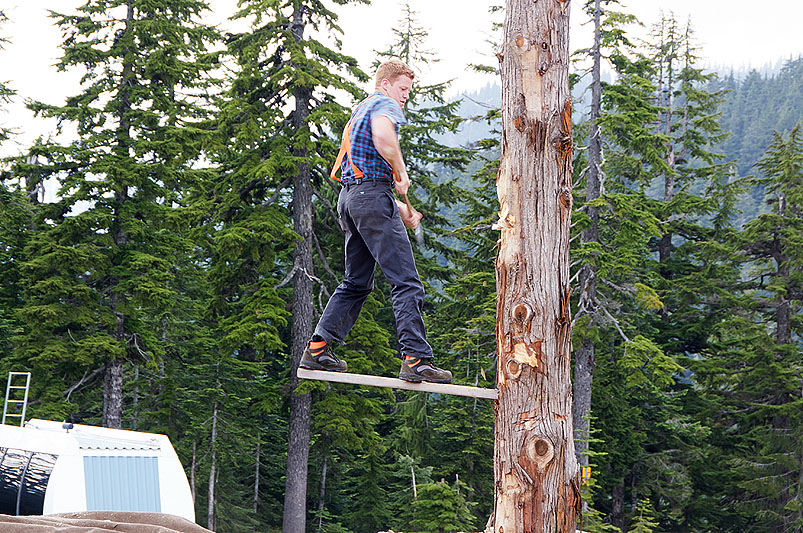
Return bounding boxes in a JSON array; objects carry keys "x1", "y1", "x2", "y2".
[{"x1": 83, "y1": 456, "x2": 161, "y2": 512}]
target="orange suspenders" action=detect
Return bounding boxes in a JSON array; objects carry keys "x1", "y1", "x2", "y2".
[{"x1": 330, "y1": 95, "x2": 380, "y2": 182}]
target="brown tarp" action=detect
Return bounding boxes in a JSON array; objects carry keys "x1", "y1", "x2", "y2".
[{"x1": 0, "y1": 511, "x2": 213, "y2": 532}]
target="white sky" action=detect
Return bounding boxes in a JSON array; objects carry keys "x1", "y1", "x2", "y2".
[{"x1": 1, "y1": 0, "x2": 802, "y2": 158}]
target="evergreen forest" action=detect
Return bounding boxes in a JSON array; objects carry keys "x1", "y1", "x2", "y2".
[{"x1": 0, "y1": 1, "x2": 802, "y2": 532}]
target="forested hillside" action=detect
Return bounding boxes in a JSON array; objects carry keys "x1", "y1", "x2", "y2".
[
  {"x1": 452, "y1": 57, "x2": 803, "y2": 226},
  {"x1": 712, "y1": 58, "x2": 803, "y2": 224},
  {"x1": 1, "y1": 1, "x2": 801, "y2": 533}
]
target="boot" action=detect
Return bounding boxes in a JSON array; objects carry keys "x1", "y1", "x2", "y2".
[
  {"x1": 299, "y1": 338, "x2": 347, "y2": 372},
  {"x1": 399, "y1": 355, "x2": 452, "y2": 384}
]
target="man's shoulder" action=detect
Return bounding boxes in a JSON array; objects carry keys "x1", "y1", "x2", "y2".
[
  {"x1": 366, "y1": 94, "x2": 405, "y2": 124},
  {"x1": 366, "y1": 94, "x2": 400, "y2": 111}
]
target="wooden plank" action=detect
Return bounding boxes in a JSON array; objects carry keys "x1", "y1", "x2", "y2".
[{"x1": 297, "y1": 368, "x2": 498, "y2": 400}]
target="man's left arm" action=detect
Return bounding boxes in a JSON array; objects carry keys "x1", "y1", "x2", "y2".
[{"x1": 372, "y1": 115, "x2": 410, "y2": 197}]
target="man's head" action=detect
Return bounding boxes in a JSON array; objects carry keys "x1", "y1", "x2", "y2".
[{"x1": 376, "y1": 59, "x2": 414, "y2": 107}]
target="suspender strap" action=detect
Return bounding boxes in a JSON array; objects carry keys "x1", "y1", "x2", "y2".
[
  {"x1": 330, "y1": 95, "x2": 380, "y2": 182},
  {"x1": 330, "y1": 117, "x2": 362, "y2": 181}
]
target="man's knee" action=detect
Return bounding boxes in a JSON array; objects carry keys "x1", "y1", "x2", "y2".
[{"x1": 340, "y1": 278, "x2": 374, "y2": 295}]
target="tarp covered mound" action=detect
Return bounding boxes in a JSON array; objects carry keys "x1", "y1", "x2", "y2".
[{"x1": 0, "y1": 511, "x2": 213, "y2": 532}]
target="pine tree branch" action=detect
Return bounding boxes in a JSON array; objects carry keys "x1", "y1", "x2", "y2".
[
  {"x1": 599, "y1": 303, "x2": 630, "y2": 343},
  {"x1": 64, "y1": 366, "x2": 105, "y2": 403},
  {"x1": 573, "y1": 165, "x2": 589, "y2": 189},
  {"x1": 263, "y1": 176, "x2": 292, "y2": 206},
  {"x1": 601, "y1": 279, "x2": 636, "y2": 295},
  {"x1": 300, "y1": 267, "x2": 324, "y2": 288},
  {"x1": 460, "y1": 93, "x2": 496, "y2": 109},
  {"x1": 316, "y1": 286, "x2": 326, "y2": 318},
  {"x1": 312, "y1": 187, "x2": 343, "y2": 235},
  {"x1": 274, "y1": 265, "x2": 299, "y2": 289},
  {"x1": 323, "y1": 175, "x2": 342, "y2": 196},
  {"x1": 311, "y1": 231, "x2": 339, "y2": 287},
  {"x1": 129, "y1": 333, "x2": 151, "y2": 361}
]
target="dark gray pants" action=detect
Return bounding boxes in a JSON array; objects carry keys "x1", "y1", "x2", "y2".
[{"x1": 314, "y1": 180, "x2": 433, "y2": 359}]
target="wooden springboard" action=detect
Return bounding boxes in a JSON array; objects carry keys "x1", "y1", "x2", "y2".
[{"x1": 297, "y1": 368, "x2": 498, "y2": 400}]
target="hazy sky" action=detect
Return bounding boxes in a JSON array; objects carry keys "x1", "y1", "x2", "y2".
[{"x1": 1, "y1": 0, "x2": 801, "y2": 156}]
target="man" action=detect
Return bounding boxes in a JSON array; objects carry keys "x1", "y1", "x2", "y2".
[{"x1": 299, "y1": 59, "x2": 452, "y2": 384}]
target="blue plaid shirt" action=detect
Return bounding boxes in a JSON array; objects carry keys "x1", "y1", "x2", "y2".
[{"x1": 340, "y1": 92, "x2": 407, "y2": 184}]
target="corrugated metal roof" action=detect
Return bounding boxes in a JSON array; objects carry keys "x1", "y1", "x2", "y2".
[
  {"x1": 74, "y1": 435, "x2": 161, "y2": 451},
  {"x1": 83, "y1": 456, "x2": 162, "y2": 513}
]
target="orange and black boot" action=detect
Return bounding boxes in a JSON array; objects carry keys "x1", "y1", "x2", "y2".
[
  {"x1": 299, "y1": 336, "x2": 347, "y2": 372},
  {"x1": 399, "y1": 355, "x2": 452, "y2": 384}
]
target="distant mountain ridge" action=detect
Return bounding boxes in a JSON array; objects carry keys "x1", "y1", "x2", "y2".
[{"x1": 441, "y1": 56, "x2": 803, "y2": 225}]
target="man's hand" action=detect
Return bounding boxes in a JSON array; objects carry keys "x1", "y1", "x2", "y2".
[
  {"x1": 396, "y1": 198, "x2": 422, "y2": 229},
  {"x1": 394, "y1": 170, "x2": 411, "y2": 197}
]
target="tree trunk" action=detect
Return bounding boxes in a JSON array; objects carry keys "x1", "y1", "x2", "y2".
[
  {"x1": 493, "y1": 0, "x2": 580, "y2": 531},
  {"x1": 658, "y1": 25, "x2": 676, "y2": 266},
  {"x1": 797, "y1": 449, "x2": 803, "y2": 528},
  {"x1": 316, "y1": 454, "x2": 328, "y2": 532},
  {"x1": 775, "y1": 259, "x2": 791, "y2": 345},
  {"x1": 573, "y1": 0, "x2": 602, "y2": 467},
  {"x1": 282, "y1": 6, "x2": 314, "y2": 533},
  {"x1": 411, "y1": 461, "x2": 418, "y2": 500},
  {"x1": 208, "y1": 401, "x2": 218, "y2": 531},
  {"x1": 572, "y1": 338, "x2": 594, "y2": 465},
  {"x1": 104, "y1": 0, "x2": 134, "y2": 430},
  {"x1": 131, "y1": 367, "x2": 139, "y2": 430},
  {"x1": 610, "y1": 481, "x2": 625, "y2": 530},
  {"x1": 191, "y1": 440, "x2": 197, "y2": 505},
  {"x1": 254, "y1": 440, "x2": 261, "y2": 515},
  {"x1": 774, "y1": 197, "x2": 791, "y2": 345},
  {"x1": 103, "y1": 358, "x2": 124, "y2": 429}
]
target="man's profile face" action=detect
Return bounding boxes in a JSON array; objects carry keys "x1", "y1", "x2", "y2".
[{"x1": 381, "y1": 75, "x2": 413, "y2": 107}]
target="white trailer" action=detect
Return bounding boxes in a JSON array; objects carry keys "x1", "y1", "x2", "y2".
[{"x1": 0, "y1": 419, "x2": 194, "y2": 522}]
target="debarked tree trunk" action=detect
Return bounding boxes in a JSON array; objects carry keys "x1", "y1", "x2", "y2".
[{"x1": 493, "y1": 0, "x2": 580, "y2": 531}]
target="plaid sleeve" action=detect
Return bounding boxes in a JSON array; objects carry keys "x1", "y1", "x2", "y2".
[{"x1": 371, "y1": 97, "x2": 407, "y2": 132}]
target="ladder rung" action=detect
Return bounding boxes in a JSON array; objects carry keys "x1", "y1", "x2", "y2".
[{"x1": 5, "y1": 371, "x2": 31, "y2": 429}]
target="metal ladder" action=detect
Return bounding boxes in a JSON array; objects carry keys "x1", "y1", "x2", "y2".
[{"x1": 2, "y1": 372, "x2": 31, "y2": 426}]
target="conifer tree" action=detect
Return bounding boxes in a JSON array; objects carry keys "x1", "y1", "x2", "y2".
[
  {"x1": 628, "y1": 501, "x2": 660, "y2": 533},
  {"x1": 646, "y1": 15, "x2": 729, "y2": 316},
  {"x1": 220, "y1": 1, "x2": 369, "y2": 530},
  {"x1": 0, "y1": 9, "x2": 14, "y2": 144},
  {"x1": 568, "y1": 13, "x2": 732, "y2": 527},
  {"x1": 0, "y1": 10, "x2": 25, "y2": 352},
  {"x1": 412, "y1": 478, "x2": 476, "y2": 532},
  {"x1": 569, "y1": 8, "x2": 667, "y2": 523},
  {"x1": 607, "y1": 22, "x2": 734, "y2": 525},
  {"x1": 11, "y1": 0, "x2": 219, "y2": 427},
  {"x1": 0, "y1": 6, "x2": 26, "y2": 354},
  {"x1": 572, "y1": 0, "x2": 640, "y2": 467},
  {"x1": 425, "y1": 103, "x2": 500, "y2": 524},
  {"x1": 704, "y1": 125, "x2": 803, "y2": 531},
  {"x1": 0, "y1": 185, "x2": 27, "y2": 359}
]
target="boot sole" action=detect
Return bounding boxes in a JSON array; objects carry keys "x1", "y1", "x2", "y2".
[
  {"x1": 299, "y1": 361, "x2": 347, "y2": 373},
  {"x1": 398, "y1": 373, "x2": 452, "y2": 384}
]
